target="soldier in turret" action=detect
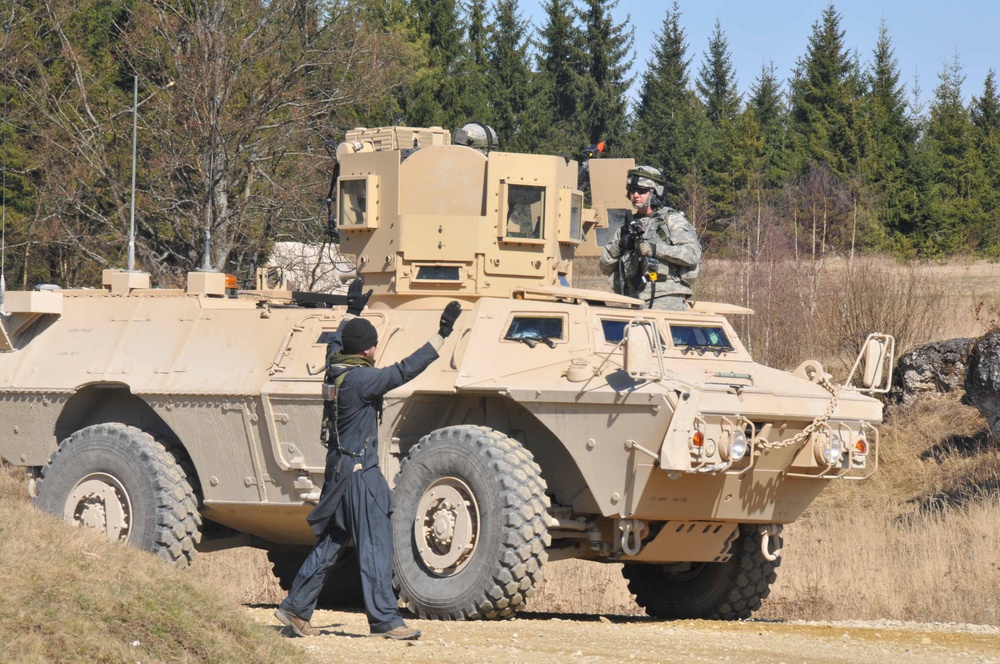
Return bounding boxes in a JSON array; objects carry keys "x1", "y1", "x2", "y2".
[{"x1": 599, "y1": 166, "x2": 702, "y2": 311}]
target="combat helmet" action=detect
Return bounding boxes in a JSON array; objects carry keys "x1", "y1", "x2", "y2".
[
  {"x1": 626, "y1": 165, "x2": 665, "y2": 207},
  {"x1": 453, "y1": 122, "x2": 498, "y2": 153}
]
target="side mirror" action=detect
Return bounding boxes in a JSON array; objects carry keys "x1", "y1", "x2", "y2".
[
  {"x1": 624, "y1": 320, "x2": 663, "y2": 381},
  {"x1": 847, "y1": 333, "x2": 895, "y2": 393}
]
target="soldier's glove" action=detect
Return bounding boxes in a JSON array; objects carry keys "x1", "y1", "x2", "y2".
[
  {"x1": 346, "y1": 276, "x2": 373, "y2": 316},
  {"x1": 619, "y1": 231, "x2": 637, "y2": 252},
  {"x1": 638, "y1": 242, "x2": 655, "y2": 257},
  {"x1": 438, "y1": 301, "x2": 462, "y2": 338}
]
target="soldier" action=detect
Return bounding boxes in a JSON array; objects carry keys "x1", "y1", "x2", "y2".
[
  {"x1": 598, "y1": 166, "x2": 702, "y2": 311},
  {"x1": 274, "y1": 300, "x2": 463, "y2": 641}
]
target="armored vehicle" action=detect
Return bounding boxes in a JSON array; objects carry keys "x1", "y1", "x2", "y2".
[{"x1": 0, "y1": 126, "x2": 892, "y2": 621}]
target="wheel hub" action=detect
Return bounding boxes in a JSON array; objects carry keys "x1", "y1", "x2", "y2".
[
  {"x1": 414, "y1": 477, "x2": 479, "y2": 576},
  {"x1": 430, "y1": 504, "x2": 457, "y2": 546},
  {"x1": 65, "y1": 474, "x2": 132, "y2": 543}
]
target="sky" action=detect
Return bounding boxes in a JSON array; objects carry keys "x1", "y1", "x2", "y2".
[{"x1": 519, "y1": 0, "x2": 1000, "y2": 109}]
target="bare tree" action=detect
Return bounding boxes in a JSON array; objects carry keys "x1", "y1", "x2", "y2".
[{"x1": 6, "y1": 0, "x2": 402, "y2": 286}]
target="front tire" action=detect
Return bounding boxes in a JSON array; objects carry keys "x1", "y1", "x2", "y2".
[
  {"x1": 392, "y1": 425, "x2": 550, "y2": 620},
  {"x1": 622, "y1": 524, "x2": 782, "y2": 620},
  {"x1": 33, "y1": 423, "x2": 201, "y2": 566}
]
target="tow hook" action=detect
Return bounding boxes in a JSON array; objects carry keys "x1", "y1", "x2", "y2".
[
  {"x1": 26, "y1": 468, "x2": 40, "y2": 498},
  {"x1": 619, "y1": 519, "x2": 648, "y2": 556},
  {"x1": 760, "y1": 524, "x2": 783, "y2": 561}
]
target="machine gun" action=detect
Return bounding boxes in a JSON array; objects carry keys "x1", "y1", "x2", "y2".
[{"x1": 576, "y1": 140, "x2": 608, "y2": 193}]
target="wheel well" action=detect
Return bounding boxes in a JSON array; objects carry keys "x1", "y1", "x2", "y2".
[
  {"x1": 55, "y1": 385, "x2": 202, "y2": 498},
  {"x1": 394, "y1": 393, "x2": 596, "y2": 512}
]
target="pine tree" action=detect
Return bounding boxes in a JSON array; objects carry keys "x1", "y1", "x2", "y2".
[
  {"x1": 523, "y1": 0, "x2": 587, "y2": 154},
  {"x1": 917, "y1": 55, "x2": 983, "y2": 255},
  {"x1": 749, "y1": 62, "x2": 788, "y2": 187},
  {"x1": 451, "y1": 0, "x2": 494, "y2": 129},
  {"x1": 788, "y1": 3, "x2": 861, "y2": 176},
  {"x1": 696, "y1": 19, "x2": 741, "y2": 229},
  {"x1": 404, "y1": 0, "x2": 466, "y2": 128},
  {"x1": 633, "y1": 2, "x2": 708, "y2": 209},
  {"x1": 487, "y1": 0, "x2": 534, "y2": 151},
  {"x1": 577, "y1": 0, "x2": 633, "y2": 148},
  {"x1": 971, "y1": 69, "x2": 1000, "y2": 254},
  {"x1": 696, "y1": 19, "x2": 740, "y2": 127},
  {"x1": 861, "y1": 20, "x2": 917, "y2": 248}
]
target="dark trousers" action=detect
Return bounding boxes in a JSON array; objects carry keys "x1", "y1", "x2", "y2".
[{"x1": 279, "y1": 470, "x2": 403, "y2": 633}]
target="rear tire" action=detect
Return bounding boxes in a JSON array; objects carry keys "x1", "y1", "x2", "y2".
[
  {"x1": 392, "y1": 425, "x2": 550, "y2": 620},
  {"x1": 33, "y1": 423, "x2": 201, "y2": 566},
  {"x1": 622, "y1": 524, "x2": 781, "y2": 620}
]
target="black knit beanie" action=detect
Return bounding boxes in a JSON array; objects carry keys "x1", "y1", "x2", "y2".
[{"x1": 341, "y1": 318, "x2": 378, "y2": 354}]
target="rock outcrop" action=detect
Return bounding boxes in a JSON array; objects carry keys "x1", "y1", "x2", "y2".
[
  {"x1": 889, "y1": 337, "x2": 975, "y2": 405},
  {"x1": 963, "y1": 331, "x2": 1000, "y2": 438}
]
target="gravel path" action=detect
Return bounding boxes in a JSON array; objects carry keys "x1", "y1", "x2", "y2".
[{"x1": 246, "y1": 606, "x2": 1000, "y2": 663}]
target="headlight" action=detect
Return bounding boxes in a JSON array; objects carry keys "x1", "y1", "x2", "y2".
[
  {"x1": 813, "y1": 432, "x2": 844, "y2": 465},
  {"x1": 721, "y1": 430, "x2": 748, "y2": 462}
]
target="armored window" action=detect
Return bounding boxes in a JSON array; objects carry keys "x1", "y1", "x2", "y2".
[
  {"x1": 601, "y1": 319, "x2": 665, "y2": 346},
  {"x1": 504, "y1": 316, "x2": 565, "y2": 346},
  {"x1": 559, "y1": 191, "x2": 584, "y2": 243},
  {"x1": 596, "y1": 208, "x2": 630, "y2": 247},
  {"x1": 338, "y1": 175, "x2": 379, "y2": 229},
  {"x1": 570, "y1": 193, "x2": 583, "y2": 241},
  {"x1": 503, "y1": 184, "x2": 545, "y2": 240},
  {"x1": 670, "y1": 325, "x2": 733, "y2": 351},
  {"x1": 415, "y1": 265, "x2": 461, "y2": 281}
]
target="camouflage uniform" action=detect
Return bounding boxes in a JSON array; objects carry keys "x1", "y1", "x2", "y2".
[{"x1": 599, "y1": 207, "x2": 702, "y2": 311}]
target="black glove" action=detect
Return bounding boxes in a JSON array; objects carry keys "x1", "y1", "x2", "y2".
[
  {"x1": 438, "y1": 301, "x2": 462, "y2": 338},
  {"x1": 346, "y1": 276, "x2": 373, "y2": 316},
  {"x1": 619, "y1": 229, "x2": 637, "y2": 252}
]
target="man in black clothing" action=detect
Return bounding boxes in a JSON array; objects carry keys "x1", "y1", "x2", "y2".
[{"x1": 275, "y1": 300, "x2": 462, "y2": 641}]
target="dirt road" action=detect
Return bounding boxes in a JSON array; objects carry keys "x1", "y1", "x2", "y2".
[{"x1": 246, "y1": 606, "x2": 1000, "y2": 663}]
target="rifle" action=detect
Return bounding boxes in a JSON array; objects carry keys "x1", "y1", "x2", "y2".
[{"x1": 618, "y1": 215, "x2": 660, "y2": 308}]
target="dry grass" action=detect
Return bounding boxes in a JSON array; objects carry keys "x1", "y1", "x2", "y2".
[
  {"x1": 195, "y1": 548, "x2": 284, "y2": 606},
  {"x1": 0, "y1": 464, "x2": 303, "y2": 664}
]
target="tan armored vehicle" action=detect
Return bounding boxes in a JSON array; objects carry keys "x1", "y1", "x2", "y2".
[{"x1": 0, "y1": 126, "x2": 893, "y2": 621}]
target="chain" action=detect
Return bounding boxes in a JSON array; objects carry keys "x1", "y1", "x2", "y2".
[{"x1": 759, "y1": 374, "x2": 840, "y2": 450}]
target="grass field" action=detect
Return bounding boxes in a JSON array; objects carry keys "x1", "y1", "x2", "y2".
[{"x1": 0, "y1": 466, "x2": 301, "y2": 663}]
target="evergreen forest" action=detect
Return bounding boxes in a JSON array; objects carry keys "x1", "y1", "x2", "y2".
[{"x1": 1, "y1": 0, "x2": 998, "y2": 287}]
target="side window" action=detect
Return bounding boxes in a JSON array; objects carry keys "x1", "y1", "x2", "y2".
[
  {"x1": 595, "y1": 208, "x2": 629, "y2": 247},
  {"x1": 601, "y1": 319, "x2": 628, "y2": 344},
  {"x1": 339, "y1": 178, "x2": 367, "y2": 227},
  {"x1": 600, "y1": 319, "x2": 665, "y2": 347},
  {"x1": 569, "y1": 192, "x2": 583, "y2": 241},
  {"x1": 338, "y1": 175, "x2": 378, "y2": 229},
  {"x1": 505, "y1": 185, "x2": 545, "y2": 239},
  {"x1": 670, "y1": 325, "x2": 734, "y2": 351},
  {"x1": 504, "y1": 316, "x2": 565, "y2": 346}
]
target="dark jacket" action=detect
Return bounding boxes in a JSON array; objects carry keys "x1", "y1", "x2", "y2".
[{"x1": 306, "y1": 341, "x2": 439, "y2": 537}]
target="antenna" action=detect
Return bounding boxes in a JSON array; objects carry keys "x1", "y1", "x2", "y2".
[
  {"x1": 127, "y1": 75, "x2": 138, "y2": 271},
  {"x1": 1, "y1": 11, "x2": 10, "y2": 314}
]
